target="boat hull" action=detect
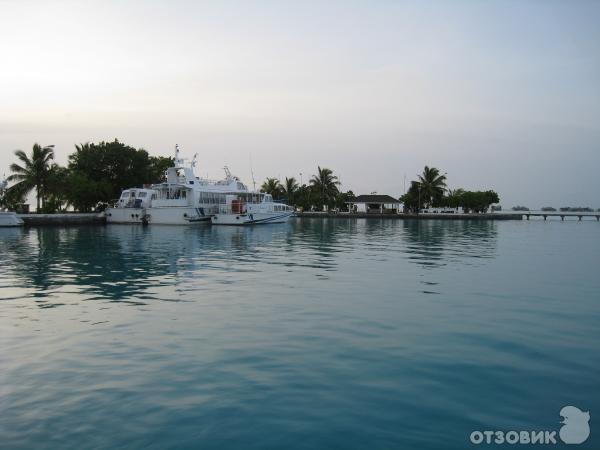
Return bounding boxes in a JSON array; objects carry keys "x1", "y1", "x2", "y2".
[
  {"x1": 211, "y1": 211, "x2": 293, "y2": 225},
  {"x1": 106, "y1": 208, "x2": 147, "y2": 224},
  {"x1": 0, "y1": 212, "x2": 24, "y2": 227},
  {"x1": 145, "y1": 207, "x2": 211, "y2": 225}
]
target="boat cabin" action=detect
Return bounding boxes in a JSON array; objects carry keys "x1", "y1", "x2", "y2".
[{"x1": 117, "y1": 188, "x2": 156, "y2": 208}]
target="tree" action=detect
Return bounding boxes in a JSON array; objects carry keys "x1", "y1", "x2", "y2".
[
  {"x1": 444, "y1": 188, "x2": 466, "y2": 209},
  {"x1": 281, "y1": 177, "x2": 299, "y2": 205},
  {"x1": 148, "y1": 156, "x2": 175, "y2": 183},
  {"x1": 42, "y1": 164, "x2": 70, "y2": 213},
  {"x1": 294, "y1": 184, "x2": 313, "y2": 211},
  {"x1": 260, "y1": 178, "x2": 282, "y2": 199},
  {"x1": 64, "y1": 171, "x2": 112, "y2": 212},
  {"x1": 7, "y1": 143, "x2": 55, "y2": 212},
  {"x1": 67, "y1": 140, "x2": 167, "y2": 209},
  {"x1": 399, "y1": 181, "x2": 421, "y2": 212},
  {"x1": 0, "y1": 183, "x2": 27, "y2": 212},
  {"x1": 417, "y1": 166, "x2": 447, "y2": 208},
  {"x1": 335, "y1": 190, "x2": 355, "y2": 211},
  {"x1": 457, "y1": 190, "x2": 500, "y2": 213},
  {"x1": 309, "y1": 166, "x2": 340, "y2": 210}
]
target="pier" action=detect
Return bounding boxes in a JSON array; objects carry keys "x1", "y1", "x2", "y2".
[
  {"x1": 295, "y1": 212, "x2": 521, "y2": 220},
  {"x1": 521, "y1": 213, "x2": 600, "y2": 221}
]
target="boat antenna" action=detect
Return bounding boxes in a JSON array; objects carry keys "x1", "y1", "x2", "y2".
[
  {"x1": 250, "y1": 154, "x2": 256, "y2": 191},
  {"x1": 174, "y1": 144, "x2": 181, "y2": 166},
  {"x1": 192, "y1": 153, "x2": 198, "y2": 169}
]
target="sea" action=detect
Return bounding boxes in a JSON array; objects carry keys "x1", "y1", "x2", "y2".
[{"x1": 1, "y1": 218, "x2": 598, "y2": 449}]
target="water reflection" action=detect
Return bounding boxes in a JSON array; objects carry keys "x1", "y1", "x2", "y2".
[
  {"x1": 0, "y1": 225, "x2": 297, "y2": 305},
  {"x1": 0, "y1": 219, "x2": 499, "y2": 307},
  {"x1": 401, "y1": 220, "x2": 498, "y2": 268}
]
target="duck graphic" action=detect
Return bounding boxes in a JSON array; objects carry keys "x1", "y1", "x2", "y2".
[{"x1": 559, "y1": 406, "x2": 590, "y2": 444}]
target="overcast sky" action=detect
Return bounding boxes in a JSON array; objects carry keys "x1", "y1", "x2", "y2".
[{"x1": 1, "y1": 0, "x2": 599, "y2": 207}]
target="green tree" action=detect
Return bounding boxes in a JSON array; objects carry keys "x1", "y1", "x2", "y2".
[
  {"x1": 335, "y1": 190, "x2": 355, "y2": 211},
  {"x1": 417, "y1": 166, "x2": 447, "y2": 208},
  {"x1": 7, "y1": 143, "x2": 55, "y2": 212},
  {"x1": 309, "y1": 166, "x2": 340, "y2": 210},
  {"x1": 42, "y1": 164, "x2": 70, "y2": 213},
  {"x1": 66, "y1": 139, "x2": 167, "y2": 210},
  {"x1": 260, "y1": 177, "x2": 282, "y2": 199},
  {"x1": 399, "y1": 181, "x2": 421, "y2": 212},
  {"x1": 64, "y1": 171, "x2": 112, "y2": 212},
  {"x1": 294, "y1": 184, "x2": 313, "y2": 211},
  {"x1": 457, "y1": 190, "x2": 500, "y2": 213},
  {"x1": 0, "y1": 183, "x2": 27, "y2": 212},
  {"x1": 148, "y1": 156, "x2": 175, "y2": 183},
  {"x1": 444, "y1": 188, "x2": 465, "y2": 209},
  {"x1": 281, "y1": 177, "x2": 299, "y2": 205}
]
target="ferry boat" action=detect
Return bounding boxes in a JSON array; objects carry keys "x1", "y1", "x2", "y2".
[
  {"x1": 106, "y1": 146, "x2": 253, "y2": 225},
  {"x1": 0, "y1": 178, "x2": 24, "y2": 227},
  {"x1": 211, "y1": 193, "x2": 295, "y2": 225}
]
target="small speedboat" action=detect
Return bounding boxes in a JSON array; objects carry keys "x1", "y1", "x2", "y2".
[
  {"x1": 0, "y1": 211, "x2": 24, "y2": 227},
  {"x1": 211, "y1": 193, "x2": 294, "y2": 225}
]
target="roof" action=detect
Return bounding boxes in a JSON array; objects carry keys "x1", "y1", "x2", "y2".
[{"x1": 348, "y1": 194, "x2": 400, "y2": 204}]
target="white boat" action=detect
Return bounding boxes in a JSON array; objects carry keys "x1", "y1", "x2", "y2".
[
  {"x1": 211, "y1": 193, "x2": 294, "y2": 225},
  {"x1": 106, "y1": 146, "x2": 253, "y2": 225},
  {"x1": 0, "y1": 178, "x2": 24, "y2": 227},
  {"x1": 105, "y1": 187, "x2": 156, "y2": 224},
  {"x1": 0, "y1": 211, "x2": 24, "y2": 227}
]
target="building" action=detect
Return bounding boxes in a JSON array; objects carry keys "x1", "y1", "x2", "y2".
[{"x1": 347, "y1": 194, "x2": 401, "y2": 214}]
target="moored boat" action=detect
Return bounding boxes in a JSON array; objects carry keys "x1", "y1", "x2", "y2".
[
  {"x1": 211, "y1": 193, "x2": 294, "y2": 225},
  {"x1": 106, "y1": 145, "x2": 253, "y2": 225}
]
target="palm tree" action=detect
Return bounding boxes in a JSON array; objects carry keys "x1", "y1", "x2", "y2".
[
  {"x1": 417, "y1": 166, "x2": 447, "y2": 208},
  {"x1": 310, "y1": 166, "x2": 340, "y2": 209},
  {"x1": 8, "y1": 143, "x2": 55, "y2": 212},
  {"x1": 281, "y1": 177, "x2": 299, "y2": 205},
  {"x1": 260, "y1": 177, "x2": 281, "y2": 198}
]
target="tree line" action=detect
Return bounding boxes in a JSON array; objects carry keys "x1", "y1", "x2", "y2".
[
  {"x1": 2, "y1": 141, "x2": 500, "y2": 214},
  {"x1": 400, "y1": 166, "x2": 500, "y2": 213},
  {"x1": 1, "y1": 140, "x2": 173, "y2": 212},
  {"x1": 260, "y1": 166, "x2": 355, "y2": 211},
  {"x1": 1, "y1": 141, "x2": 353, "y2": 213}
]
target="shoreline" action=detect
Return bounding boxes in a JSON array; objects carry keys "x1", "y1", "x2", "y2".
[{"x1": 12, "y1": 212, "x2": 600, "y2": 226}]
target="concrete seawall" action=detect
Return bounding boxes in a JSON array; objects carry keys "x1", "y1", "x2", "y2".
[
  {"x1": 18, "y1": 213, "x2": 106, "y2": 226},
  {"x1": 295, "y1": 212, "x2": 522, "y2": 220}
]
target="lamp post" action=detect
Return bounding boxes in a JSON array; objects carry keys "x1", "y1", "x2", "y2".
[
  {"x1": 418, "y1": 184, "x2": 421, "y2": 214},
  {"x1": 299, "y1": 172, "x2": 303, "y2": 186}
]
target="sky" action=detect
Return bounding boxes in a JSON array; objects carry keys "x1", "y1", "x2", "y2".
[{"x1": 1, "y1": 0, "x2": 599, "y2": 208}]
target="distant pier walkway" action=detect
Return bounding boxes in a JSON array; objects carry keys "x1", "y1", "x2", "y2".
[
  {"x1": 520, "y1": 212, "x2": 600, "y2": 221},
  {"x1": 296, "y1": 212, "x2": 521, "y2": 220}
]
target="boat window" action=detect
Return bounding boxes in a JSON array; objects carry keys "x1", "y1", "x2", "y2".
[{"x1": 138, "y1": 192, "x2": 147, "y2": 198}]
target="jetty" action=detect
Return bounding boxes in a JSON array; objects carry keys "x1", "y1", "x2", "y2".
[
  {"x1": 296, "y1": 212, "x2": 521, "y2": 220},
  {"x1": 521, "y1": 213, "x2": 600, "y2": 221}
]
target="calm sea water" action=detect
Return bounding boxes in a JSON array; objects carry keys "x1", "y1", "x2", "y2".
[{"x1": 1, "y1": 219, "x2": 599, "y2": 449}]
